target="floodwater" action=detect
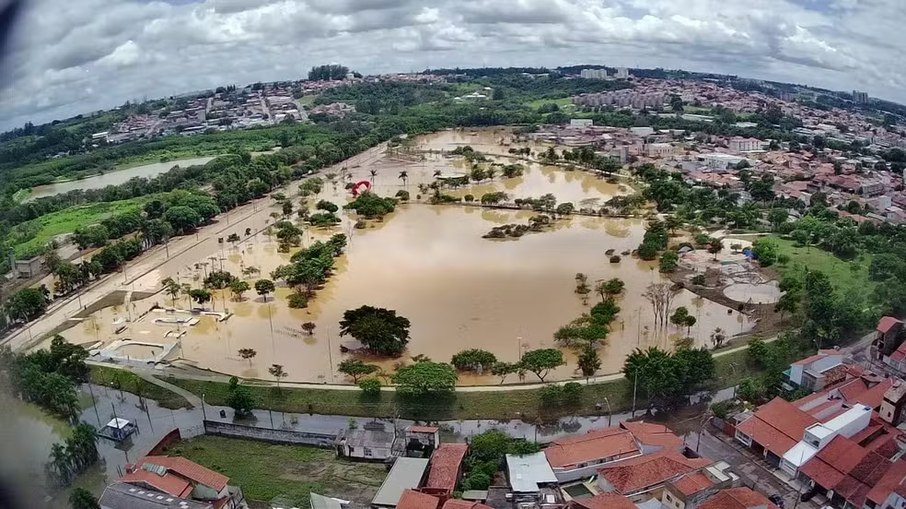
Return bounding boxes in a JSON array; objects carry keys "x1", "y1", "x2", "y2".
[
  {"x1": 0, "y1": 397, "x2": 69, "y2": 493},
  {"x1": 115, "y1": 343, "x2": 164, "y2": 359},
  {"x1": 58, "y1": 129, "x2": 753, "y2": 385},
  {"x1": 27, "y1": 156, "x2": 216, "y2": 200}
]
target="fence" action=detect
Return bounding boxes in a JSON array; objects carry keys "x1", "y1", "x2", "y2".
[{"x1": 203, "y1": 420, "x2": 336, "y2": 447}]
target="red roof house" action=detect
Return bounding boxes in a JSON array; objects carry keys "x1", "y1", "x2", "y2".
[
  {"x1": 567, "y1": 492, "x2": 637, "y2": 509},
  {"x1": 698, "y1": 487, "x2": 780, "y2": 509},
  {"x1": 425, "y1": 444, "x2": 469, "y2": 496},
  {"x1": 734, "y1": 398, "x2": 818, "y2": 457},
  {"x1": 596, "y1": 451, "x2": 712, "y2": 497},
  {"x1": 544, "y1": 427, "x2": 641, "y2": 481},
  {"x1": 396, "y1": 489, "x2": 441, "y2": 509},
  {"x1": 119, "y1": 456, "x2": 239, "y2": 509}
]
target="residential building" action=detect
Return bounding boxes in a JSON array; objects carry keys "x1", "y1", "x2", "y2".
[
  {"x1": 660, "y1": 462, "x2": 739, "y2": 509},
  {"x1": 595, "y1": 451, "x2": 713, "y2": 502},
  {"x1": 544, "y1": 426, "x2": 642, "y2": 482},
  {"x1": 785, "y1": 349, "x2": 845, "y2": 391},
  {"x1": 580, "y1": 68, "x2": 608, "y2": 80},
  {"x1": 734, "y1": 398, "x2": 820, "y2": 466},
  {"x1": 505, "y1": 452, "x2": 558, "y2": 496},
  {"x1": 697, "y1": 487, "x2": 780, "y2": 509},
  {"x1": 619, "y1": 421, "x2": 684, "y2": 454},
  {"x1": 647, "y1": 142, "x2": 675, "y2": 158},
  {"x1": 615, "y1": 67, "x2": 630, "y2": 80},
  {"x1": 696, "y1": 153, "x2": 747, "y2": 170},
  {"x1": 335, "y1": 421, "x2": 400, "y2": 460},
  {"x1": 404, "y1": 425, "x2": 440, "y2": 457},
  {"x1": 853, "y1": 90, "x2": 869, "y2": 104},
  {"x1": 567, "y1": 492, "x2": 637, "y2": 509},
  {"x1": 880, "y1": 380, "x2": 906, "y2": 425},
  {"x1": 779, "y1": 404, "x2": 873, "y2": 476},
  {"x1": 12, "y1": 255, "x2": 43, "y2": 278},
  {"x1": 440, "y1": 500, "x2": 494, "y2": 509},
  {"x1": 371, "y1": 458, "x2": 430, "y2": 508},
  {"x1": 396, "y1": 489, "x2": 440, "y2": 509},
  {"x1": 99, "y1": 482, "x2": 213, "y2": 509},
  {"x1": 118, "y1": 456, "x2": 244, "y2": 509},
  {"x1": 728, "y1": 137, "x2": 762, "y2": 153},
  {"x1": 874, "y1": 316, "x2": 905, "y2": 358},
  {"x1": 569, "y1": 118, "x2": 594, "y2": 129},
  {"x1": 423, "y1": 443, "x2": 469, "y2": 498}
]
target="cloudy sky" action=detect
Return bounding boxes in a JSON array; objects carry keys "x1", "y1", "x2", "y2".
[{"x1": 1, "y1": 0, "x2": 903, "y2": 131}]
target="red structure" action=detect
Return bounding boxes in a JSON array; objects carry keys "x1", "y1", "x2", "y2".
[{"x1": 351, "y1": 180, "x2": 371, "y2": 196}]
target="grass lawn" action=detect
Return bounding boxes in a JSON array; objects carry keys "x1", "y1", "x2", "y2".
[
  {"x1": 770, "y1": 236, "x2": 875, "y2": 297},
  {"x1": 525, "y1": 97, "x2": 574, "y2": 109},
  {"x1": 162, "y1": 350, "x2": 750, "y2": 422},
  {"x1": 90, "y1": 365, "x2": 191, "y2": 409},
  {"x1": 297, "y1": 95, "x2": 316, "y2": 106},
  {"x1": 12, "y1": 196, "x2": 154, "y2": 257},
  {"x1": 163, "y1": 435, "x2": 386, "y2": 508}
]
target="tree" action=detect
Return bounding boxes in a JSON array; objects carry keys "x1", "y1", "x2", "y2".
[
  {"x1": 491, "y1": 362, "x2": 518, "y2": 385},
  {"x1": 659, "y1": 250, "x2": 679, "y2": 273},
  {"x1": 339, "y1": 306, "x2": 411, "y2": 357},
  {"x1": 519, "y1": 348, "x2": 565, "y2": 382},
  {"x1": 5, "y1": 287, "x2": 50, "y2": 323},
  {"x1": 768, "y1": 208, "x2": 788, "y2": 231},
  {"x1": 188, "y1": 288, "x2": 212, "y2": 307},
  {"x1": 238, "y1": 348, "x2": 257, "y2": 366},
  {"x1": 600, "y1": 278, "x2": 625, "y2": 299},
  {"x1": 710, "y1": 327, "x2": 727, "y2": 349},
  {"x1": 775, "y1": 291, "x2": 800, "y2": 323},
  {"x1": 230, "y1": 280, "x2": 250, "y2": 300},
  {"x1": 316, "y1": 199, "x2": 339, "y2": 213},
  {"x1": 268, "y1": 364, "x2": 287, "y2": 388},
  {"x1": 163, "y1": 205, "x2": 202, "y2": 233},
  {"x1": 577, "y1": 343, "x2": 601, "y2": 380},
  {"x1": 391, "y1": 361, "x2": 457, "y2": 395},
  {"x1": 555, "y1": 202, "x2": 575, "y2": 216},
  {"x1": 398, "y1": 171, "x2": 409, "y2": 186},
  {"x1": 359, "y1": 378, "x2": 381, "y2": 396},
  {"x1": 451, "y1": 349, "x2": 498, "y2": 372},
  {"x1": 670, "y1": 306, "x2": 697, "y2": 333},
  {"x1": 161, "y1": 277, "x2": 182, "y2": 306},
  {"x1": 255, "y1": 279, "x2": 275, "y2": 301},
  {"x1": 707, "y1": 238, "x2": 723, "y2": 260},
  {"x1": 282, "y1": 201, "x2": 293, "y2": 217},
  {"x1": 69, "y1": 487, "x2": 99, "y2": 509},
  {"x1": 302, "y1": 321, "x2": 316, "y2": 335},
  {"x1": 226, "y1": 376, "x2": 256, "y2": 418},
  {"x1": 752, "y1": 238, "x2": 779, "y2": 266},
  {"x1": 337, "y1": 359, "x2": 380, "y2": 383}
]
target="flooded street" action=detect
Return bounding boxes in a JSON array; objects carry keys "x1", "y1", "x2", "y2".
[
  {"x1": 54, "y1": 129, "x2": 753, "y2": 385},
  {"x1": 27, "y1": 156, "x2": 216, "y2": 200}
]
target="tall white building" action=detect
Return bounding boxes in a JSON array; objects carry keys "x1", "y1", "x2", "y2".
[
  {"x1": 579, "y1": 68, "x2": 608, "y2": 80},
  {"x1": 615, "y1": 67, "x2": 630, "y2": 80},
  {"x1": 853, "y1": 90, "x2": 869, "y2": 104}
]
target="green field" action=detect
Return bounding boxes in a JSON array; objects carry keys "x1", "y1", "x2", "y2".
[
  {"x1": 161, "y1": 349, "x2": 752, "y2": 422},
  {"x1": 11, "y1": 196, "x2": 153, "y2": 257},
  {"x1": 164, "y1": 435, "x2": 385, "y2": 507},
  {"x1": 90, "y1": 365, "x2": 191, "y2": 410},
  {"x1": 770, "y1": 236, "x2": 875, "y2": 296}
]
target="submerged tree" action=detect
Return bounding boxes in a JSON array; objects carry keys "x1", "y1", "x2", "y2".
[{"x1": 643, "y1": 282, "x2": 678, "y2": 334}]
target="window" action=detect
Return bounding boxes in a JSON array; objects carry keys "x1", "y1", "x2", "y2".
[{"x1": 364, "y1": 447, "x2": 372, "y2": 457}]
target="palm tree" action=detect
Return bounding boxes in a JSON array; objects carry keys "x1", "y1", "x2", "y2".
[
  {"x1": 398, "y1": 170, "x2": 408, "y2": 186},
  {"x1": 433, "y1": 170, "x2": 442, "y2": 178},
  {"x1": 269, "y1": 364, "x2": 287, "y2": 389},
  {"x1": 369, "y1": 169, "x2": 377, "y2": 183},
  {"x1": 238, "y1": 348, "x2": 257, "y2": 366}
]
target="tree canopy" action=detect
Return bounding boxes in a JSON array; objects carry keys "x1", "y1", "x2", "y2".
[{"x1": 339, "y1": 306, "x2": 411, "y2": 357}]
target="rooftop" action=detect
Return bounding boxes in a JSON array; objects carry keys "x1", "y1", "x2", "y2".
[
  {"x1": 98, "y1": 483, "x2": 211, "y2": 509},
  {"x1": 442, "y1": 500, "x2": 494, "y2": 509},
  {"x1": 736, "y1": 398, "x2": 819, "y2": 457},
  {"x1": 620, "y1": 421, "x2": 684, "y2": 451},
  {"x1": 671, "y1": 471, "x2": 715, "y2": 496},
  {"x1": 877, "y1": 316, "x2": 903, "y2": 334},
  {"x1": 372, "y1": 457, "x2": 430, "y2": 507},
  {"x1": 426, "y1": 443, "x2": 469, "y2": 493},
  {"x1": 698, "y1": 487, "x2": 779, "y2": 509},
  {"x1": 396, "y1": 489, "x2": 440, "y2": 509},
  {"x1": 506, "y1": 452, "x2": 558, "y2": 493},
  {"x1": 568, "y1": 492, "x2": 638, "y2": 509},
  {"x1": 544, "y1": 426, "x2": 639, "y2": 468},
  {"x1": 596, "y1": 451, "x2": 712, "y2": 495}
]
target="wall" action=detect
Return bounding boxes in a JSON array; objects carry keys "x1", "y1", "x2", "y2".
[
  {"x1": 147, "y1": 428, "x2": 182, "y2": 456},
  {"x1": 203, "y1": 420, "x2": 335, "y2": 447}
]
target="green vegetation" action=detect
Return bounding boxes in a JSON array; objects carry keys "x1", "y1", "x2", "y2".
[
  {"x1": 338, "y1": 305, "x2": 411, "y2": 356},
  {"x1": 344, "y1": 191, "x2": 398, "y2": 218},
  {"x1": 89, "y1": 365, "x2": 191, "y2": 409},
  {"x1": 770, "y1": 236, "x2": 874, "y2": 296},
  {"x1": 461, "y1": 430, "x2": 540, "y2": 491},
  {"x1": 164, "y1": 435, "x2": 385, "y2": 507}
]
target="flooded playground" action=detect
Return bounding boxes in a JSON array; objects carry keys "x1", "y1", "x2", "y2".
[{"x1": 53, "y1": 129, "x2": 757, "y2": 385}]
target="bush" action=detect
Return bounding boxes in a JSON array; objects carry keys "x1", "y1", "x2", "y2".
[
  {"x1": 637, "y1": 241, "x2": 659, "y2": 260},
  {"x1": 691, "y1": 274, "x2": 706, "y2": 285},
  {"x1": 464, "y1": 194, "x2": 475, "y2": 202},
  {"x1": 358, "y1": 378, "x2": 381, "y2": 396},
  {"x1": 395, "y1": 190, "x2": 410, "y2": 201},
  {"x1": 609, "y1": 255, "x2": 621, "y2": 263},
  {"x1": 562, "y1": 382, "x2": 582, "y2": 405},
  {"x1": 287, "y1": 291, "x2": 308, "y2": 308},
  {"x1": 539, "y1": 385, "x2": 562, "y2": 405},
  {"x1": 316, "y1": 200, "x2": 339, "y2": 213}
]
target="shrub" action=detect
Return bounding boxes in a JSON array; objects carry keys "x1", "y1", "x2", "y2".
[
  {"x1": 609, "y1": 255, "x2": 621, "y2": 263},
  {"x1": 691, "y1": 274, "x2": 706, "y2": 285},
  {"x1": 358, "y1": 378, "x2": 381, "y2": 396},
  {"x1": 287, "y1": 291, "x2": 308, "y2": 308},
  {"x1": 562, "y1": 382, "x2": 582, "y2": 405}
]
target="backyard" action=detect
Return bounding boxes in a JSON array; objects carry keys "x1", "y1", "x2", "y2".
[{"x1": 163, "y1": 435, "x2": 386, "y2": 508}]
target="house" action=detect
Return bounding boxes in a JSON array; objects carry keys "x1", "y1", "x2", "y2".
[
  {"x1": 566, "y1": 492, "x2": 637, "y2": 509},
  {"x1": 371, "y1": 458, "x2": 430, "y2": 508},
  {"x1": 13, "y1": 255, "x2": 43, "y2": 278},
  {"x1": 873, "y1": 316, "x2": 904, "y2": 357},
  {"x1": 619, "y1": 421, "x2": 684, "y2": 454},
  {"x1": 660, "y1": 462, "x2": 739, "y2": 509},
  {"x1": 785, "y1": 349, "x2": 844, "y2": 391},
  {"x1": 879, "y1": 380, "x2": 906, "y2": 425},
  {"x1": 595, "y1": 451, "x2": 713, "y2": 502},
  {"x1": 734, "y1": 398, "x2": 819, "y2": 466},
  {"x1": 396, "y1": 489, "x2": 440, "y2": 509},
  {"x1": 697, "y1": 487, "x2": 779, "y2": 509},
  {"x1": 441, "y1": 500, "x2": 494, "y2": 509},
  {"x1": 99, "y1": 482, "x2": 212, "y2": 509},
  {"x1": 728, "y1": 137, "x2": 762, "y2": 153},
  {"x1": 779, "y1": 405, "x2": 873, "y2": 476},
  {"x1": 505, "y1": 452, "x2": 558, "y2": 495},
  {"x1": 405, "y1": 426, "x2": 440, "y2": 457},
  {"x1": 544, "y1": 427, "x2": 642, "y2": 482},
  {"x1": 335, "y1": 421, "x2": 400, "y2": 460},
  {"x1": 647, "y1": 143, "x2": 674, "y2": 158},
  {"x1": 569, "y1": 119, "x2": 594, "y2": 129},
  {"x1": 119, "y1": 456, "x2": 244, "y2": 509},
  {"x1": 423, "y1": 444, "x2": 469, "y2": 498}
]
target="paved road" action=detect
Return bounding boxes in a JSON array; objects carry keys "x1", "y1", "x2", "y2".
[{"x1": 1, "y1": 143, "x2": 387, "y2": 353}]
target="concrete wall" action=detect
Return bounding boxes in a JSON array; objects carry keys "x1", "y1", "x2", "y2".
[{"x1": 203, "y1": 420, "x2": 335, "y2": 448}]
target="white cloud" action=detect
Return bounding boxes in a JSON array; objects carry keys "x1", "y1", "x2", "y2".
[{"x1": 1, "y1": 0, "x2": 904, "y2": 130}]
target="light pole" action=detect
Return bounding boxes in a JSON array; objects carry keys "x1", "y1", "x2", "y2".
[{"x1": 602, "y1": 396, "x2": 613, "y2": 427}]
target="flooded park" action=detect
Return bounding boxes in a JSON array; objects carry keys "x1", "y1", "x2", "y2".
[{"x1": 49, "y1": 129, "x2": 757, "y2": 385}]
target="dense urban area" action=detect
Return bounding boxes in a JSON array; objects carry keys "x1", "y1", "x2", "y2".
[{"x1": 5, "y1": 63, "x2": 906, "y2": 509}]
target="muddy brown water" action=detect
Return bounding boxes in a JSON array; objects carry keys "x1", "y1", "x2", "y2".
[{"x1": 58, "y1": 129, "x2": 753, "y2": 384}]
